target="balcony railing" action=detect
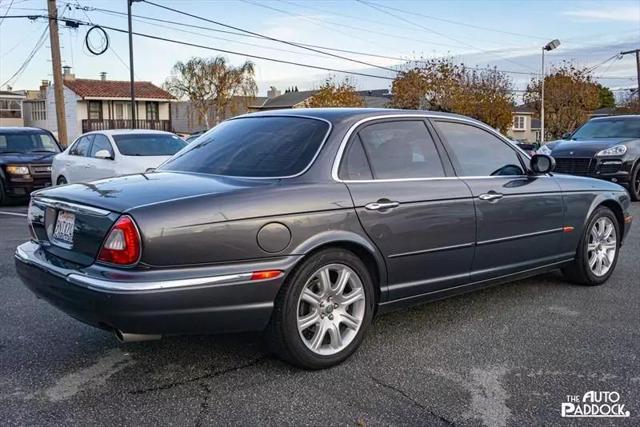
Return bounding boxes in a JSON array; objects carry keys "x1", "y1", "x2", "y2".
[{"x1": 82, "y1": 119, "x2": 172, "y2": 133}]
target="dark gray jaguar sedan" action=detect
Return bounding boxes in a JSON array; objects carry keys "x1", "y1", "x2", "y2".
[{"x1": 16, "y1": 109, "x2": 633, "y2": 369}]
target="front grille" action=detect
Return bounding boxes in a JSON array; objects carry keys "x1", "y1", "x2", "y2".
[
  {"x1": 29, "y1": 164, "x2": 52, "y2": 176},
  {"x1": 599, "y1": 161, "x2": 622, "y2": 174},
  {"x1": 553, "y1": 158, "x2": 594, "y2": 175}
]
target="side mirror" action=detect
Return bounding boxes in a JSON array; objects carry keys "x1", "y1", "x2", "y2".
[
  {"x1": 94, "y1": 150, "x2": 113, "y2": 160},
  {"x1": 530, "y1": 154, "x2": 555, "y2": 174},
  {"x1": 561, "y1": 132, "x2": 572, "y2": 140}
]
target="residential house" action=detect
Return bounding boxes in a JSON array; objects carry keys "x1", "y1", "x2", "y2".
[
  {"x1": 507, "y1": 105, "x2": 540, "y2": 143},
  {"x1": 23, "y1": 68, "x2": 175, "y2": 144},
  {"x1": 249, "y1": 89, "x2": 391, "y2": 111},
  {"x1": 172, "y1": 96, "x2": 268, "y2": 134},
  {"x1": 0, "y1": 90, "x2": 26, "y2": 127}
]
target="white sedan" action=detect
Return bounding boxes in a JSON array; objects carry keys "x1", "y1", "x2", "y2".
[{"x1": 52, "y1": 130, "x2": 186, "y2": 185}]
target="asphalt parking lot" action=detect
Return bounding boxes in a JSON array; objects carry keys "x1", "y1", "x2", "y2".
[{"x1": 1, "y1": 202, "x2": 638, "y2": 426}]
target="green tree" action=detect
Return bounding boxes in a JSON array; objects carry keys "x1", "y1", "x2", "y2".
[{"x1": 597, "y1": 84, "x2": 616, "y2": 109}]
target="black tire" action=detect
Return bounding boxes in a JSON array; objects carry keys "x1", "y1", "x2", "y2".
[
  {"x1": 267, "y1": 248, "x2": 375, "y2": 369},
  {"x1": 629, "y1": 162, "x2": 640, "y2": 202},
  {"x1": 0, "y1": 179, "x2": 7, "y2": 206},
  {"x1": 57, "y1": 176, "x2": 67, "y2": 185},
  {"x1": 562, "y1": 206, "x2": 620, "y2": 286}
]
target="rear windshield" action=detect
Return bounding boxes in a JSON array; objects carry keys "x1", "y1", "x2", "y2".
[
  {"x1": 159, "y1": 116, "x2": 330, "y2": 177},
  {"x1": 0, "y1": 132, "x2": 60, "y2": 153},
  {"x1": 571, "y1": 118, "x2": 640, "y2": 140},
  {"x1": 112, "y1": 133, "x2": 186, "y2": 156}
]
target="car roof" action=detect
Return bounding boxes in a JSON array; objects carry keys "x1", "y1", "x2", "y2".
[
  {"x1": 240, "y1": 108, "x2": 486, "y2": 126},
  {"x1": 84, "y1": 129, "x2": 175, "y2": 136},
  {"x1": 0, "y1": 127, "x2": 52, "y2": 134},
  {"x1": 590, "y1": 115, "x2": 640, "y2": 121}
]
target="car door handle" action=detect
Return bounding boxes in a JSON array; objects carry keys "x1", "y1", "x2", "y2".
[
  {"x1": 478, "y1": 192, "x2": 504, "y2": 201},
  {"x1": 365, "y1": 201, "x2": 400, "y2": 211}
]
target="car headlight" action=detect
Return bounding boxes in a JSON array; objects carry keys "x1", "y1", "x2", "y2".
[
  {"x1": 6, "y1": 165, "x2": 30, "y2": 175},
  {"x1": 596, "y1": 145, "x2": 627, "y2": 156},
  {"x1": 537, "y1": 144, "x2": 552, "y2": 155}
]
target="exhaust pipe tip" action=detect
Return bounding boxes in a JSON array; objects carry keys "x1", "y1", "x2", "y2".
[{"x1": 114, "y1": 330, "x2": 162, "y2": 343}]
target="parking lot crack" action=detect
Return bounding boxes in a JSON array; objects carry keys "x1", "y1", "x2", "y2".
[
  {"x1": 129, "y1": 357, "x2": 267, "y2": 395},
  {"x1": 370, "y1": 376, "x2": 456, "y2": 426},
  {"x1": 194, "y1": 382, "x2": 212, "y2": 427}
]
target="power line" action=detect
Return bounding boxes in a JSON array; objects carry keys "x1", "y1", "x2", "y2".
[
  {"x1": 140, "y1": 0, "x2": 401, "y2": 74},
  {"x1": 72, "y1": 2, "x2": 544, "y2": 78},
  {"x1": 1, "y1": 23, "x2": 49, "y2": 88},
  {"x1": 0, "y1": 0, "x2": 15, "y2": 27},
  {"x1": 356, "y1": 0, "x2": 536, "y2": 72},
  {"x1": 353, "y1": 0, "x2": 551, "y2": 42},
  {"x1": 6, "y1": 14, "x2": 397, "y2": 81},
  {"x1": 68, "y1": 2, "x2": 411, "y2": 63}
]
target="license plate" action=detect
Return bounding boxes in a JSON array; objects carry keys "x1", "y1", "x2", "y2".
[{"x1": 53, "y1": 211, "x2": 75, "y2": 244}]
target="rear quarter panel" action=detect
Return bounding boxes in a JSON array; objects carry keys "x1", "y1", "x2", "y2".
[{"x1": 129, "y1": 182, "x2": 368, "y2": 267}]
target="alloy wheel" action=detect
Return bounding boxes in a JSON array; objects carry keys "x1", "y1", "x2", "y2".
[
  {"x1": 587, "y1": 217, "x2": 617, "y2": 277},
  {"x1": 296, "y1": 263, "x2": 366, "y2": 356}
]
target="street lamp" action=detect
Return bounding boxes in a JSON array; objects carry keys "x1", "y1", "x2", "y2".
[{"x1": 541, "y1": 39, "x2": 560, "y2": 144}]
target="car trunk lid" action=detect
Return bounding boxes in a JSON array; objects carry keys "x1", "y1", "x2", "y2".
[{"x1": 28, "y1": 172, "x2": 274, "y2": 266}]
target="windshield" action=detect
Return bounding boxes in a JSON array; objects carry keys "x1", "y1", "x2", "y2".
[
  {"x1": 159, "y1": 116, "x2": 330, "y2": 178},
  {"x1": 0, "y1": 132, "x2": 60, "y2": 153},
  {"x1": 112, "y1": 133, "x2": 186, "y2": 156},
  {"x1": 571, "y1": 118, "x2": 640, "y2": 140}
]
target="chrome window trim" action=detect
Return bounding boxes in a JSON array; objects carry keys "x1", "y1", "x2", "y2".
[
  {"x1": 163, "y1": 114, "x2": 333, "y2": 180},
  {"x1": 331, "y1": 113, "x2": 533, "y2": 183},
  {"x1": 33, "y1": 196, "x2": 111, "y2": 216}
]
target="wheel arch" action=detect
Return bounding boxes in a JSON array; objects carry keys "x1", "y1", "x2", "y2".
[
  {"x1": 289, "y1": 231, "x2": 388, "y2": 305},
  {"x1": 585, "y1": 194, "x2": 627, "y2": 240}
]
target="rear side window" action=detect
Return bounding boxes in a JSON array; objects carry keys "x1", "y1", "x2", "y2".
[
  {"x1": 160, "y1": 117, "x2": 329, "y2": 178},
  {"x1": 112, "y1": 134, "x2": 186, "y2": 156},
  {"x1": 90, "y1": 134, "x2": 113, "y2": 157},
  {"x1": 338, "y1": 136, "x2": 373, "y2": 180},
  {"x1": 436, "y1": 121, "x2": 525, "y2": 177},
  {"x1": 350, "y1": 120, "x2": 445, "y2": 180},
  {"x1": 69, "y1": 136, "x2": 93, "y2": 157}
]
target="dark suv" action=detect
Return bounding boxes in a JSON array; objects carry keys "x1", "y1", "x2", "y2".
[{"x1": 0, "y1": 127, "x2": 62, "y2": 205}]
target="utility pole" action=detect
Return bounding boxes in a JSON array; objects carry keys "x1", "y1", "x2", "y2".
[
  {"x1": 540, "y1": 39, "x2": 560, "y2": 145},
  {"x1": 47, "y1": 0, "x2": 68, "y2": 146},
  {"x1": 620, "y1": 49, "x2": 640, "y2": 99},
  {"x1": 127, "y1": 0, "x2": 137, "y2": 129}
]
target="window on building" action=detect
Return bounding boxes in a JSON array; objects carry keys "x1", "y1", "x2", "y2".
[
  {"x1": 88, "y1": 101, "x2": 103, "y2": 120},
  {"x1": 512, "y1": 115, "x2": 526, "y2": 130},
  {"x1": 31, "y1": 101, "x2": 46, "y2": 121},
  {"x1": 0, "y1": 99, "x2": 22, "y2": 119},
  {"x1": 146, "y1": 102, "x2": 159, "y2": 121}
]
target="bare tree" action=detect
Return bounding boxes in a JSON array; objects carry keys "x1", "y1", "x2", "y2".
[{"x1": 164, "y1": 56, "x2": 257, "y2": 128}]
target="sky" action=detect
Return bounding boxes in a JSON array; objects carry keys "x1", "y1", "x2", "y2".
[{"x1": 0, "y1": 0, "x2": 639, "y2": 99}]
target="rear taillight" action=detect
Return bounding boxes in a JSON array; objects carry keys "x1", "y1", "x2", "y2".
[{"x1": 98, "y1": 215, "x2": 141, "y2": 266}]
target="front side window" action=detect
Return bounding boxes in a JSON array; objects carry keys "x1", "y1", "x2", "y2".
[
  {"x1": 0, "y1": 132, "x2": 60, "y2": 153},
  {"x1": 69, "y1": 135, "x2": 93, "y2": 157},
  {"x1": 160, "y1": 116, "x2": 329, "y2": 177},
  {"x1": 436, "y1": 121, "x2": 525, "y2": 177},
  {"x1": 348, "y1": 120, "x2": 445, "y2": 180},
  {"x1": 571, "y1": 118, "x2": 640, "y2": 140},
  {"x1": 112, "y1": 133, "x2": 186, "y2": 156},
  {"x1": 90, "y1": 134, "x2": 114, "y2": 158},
  {"x1": 88, "y1": 101, "x2": 103, "y2": 120}
]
